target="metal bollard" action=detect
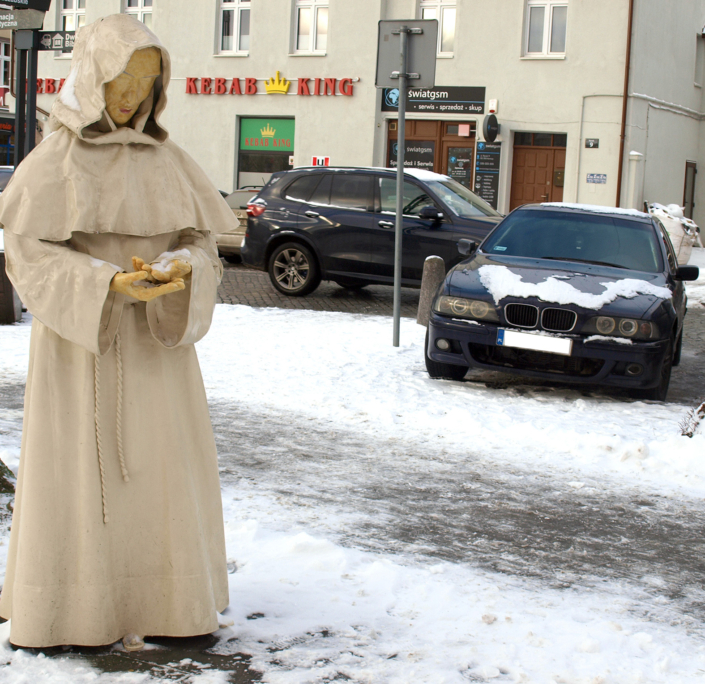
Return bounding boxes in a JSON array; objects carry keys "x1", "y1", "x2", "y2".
[{"x1": 416, "y1": 255, "x2": 445, "y2": 327}]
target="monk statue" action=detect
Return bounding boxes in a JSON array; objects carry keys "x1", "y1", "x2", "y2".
[{"x1": 0, "y1": 15, "x2": 237, "y2": 651}]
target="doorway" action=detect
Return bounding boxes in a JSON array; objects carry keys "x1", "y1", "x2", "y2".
[
  {"x1": 510, "y1": 132, "x2": 566, "y2": 211},
  {"x1": 683, "y1": 161, "x2": 697, "y2": 219}
]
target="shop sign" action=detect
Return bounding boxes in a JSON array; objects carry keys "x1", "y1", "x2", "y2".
[
  {"x1": 240, "y1": 119, "x2": 295, "y2": 152},
  {"x1": 312, "y1": 156, "x2": 330, "y2": 166},
  {"x1": 0, "y1": 119, "x2": 14, "y2": 133},
  {"x1": 186, "y1": 73, "x2": 356, "y2": 97},
  {"x1": 587, "y1": 173, "x2": 607, "y2": 184},
  {"x1": 382, "y1": 86, "x2": 485, "y2": 114},
  {"x1": 388, "y1": 141, "x2": 435, "y2": 170},
  {"x1": 36, "y1": 78, "x2": 66, "y2": 93},
  {"x1": 0, "y1": 9, "x2": 46, "y2": 29},
  {"x1": 474, "y1": 141, "x2": 501, "y2": 209},
  {"x1": 447, "y1": 148, "x2": 473, "y2": 189}
]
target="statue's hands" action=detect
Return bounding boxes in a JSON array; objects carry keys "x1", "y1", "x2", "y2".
[
  {"x1": 110, "y1": 270, "x2": 185, "y2": 302},
  {"x1": 133, "y1": 255, "x2": 192, "y2": 284}
]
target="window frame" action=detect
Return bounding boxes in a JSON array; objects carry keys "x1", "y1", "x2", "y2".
[
  {"x1": 60, "y1": 0, "x2": 86, "y2": 33},
  {"x1": 0, "y1": 41, "x2": 10, "y2": 96},
  {"x1": 419, "y1": 0, "x2": 457, "y2": 57},
  {"x1": 124, "y1": 0, "x2": 153, "y2": 29},
  {"x1": 293, "y1": 0, "x2": 329, "y2": 55},
  {"x1": 218, "y1": 0, "x2": 251, "y2": 56},
  {"x1": 523, "y1": 0, "x2": 568, "y2": 58}
]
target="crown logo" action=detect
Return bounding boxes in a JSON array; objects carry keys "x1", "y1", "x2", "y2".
[
  {"x1": 260, "y1": 123, "x2": 276, "y2": 138},
  {"x1": 264, "y1": 71, "x2": 291, "y2": 95}
]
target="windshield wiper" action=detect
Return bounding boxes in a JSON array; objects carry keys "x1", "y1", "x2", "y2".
[{"x1": 539, "y1": 256, "x2": 628, "y2": 269}]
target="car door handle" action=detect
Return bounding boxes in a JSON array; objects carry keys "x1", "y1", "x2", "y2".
[
  {"x1": 378, "y1": 220, "x2": 395, "y2": 227},
  {"x1": 304, "y1": 210, "x2": 320, "y2": 218}
]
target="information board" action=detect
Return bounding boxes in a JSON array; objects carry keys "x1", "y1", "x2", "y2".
[
  {"x1": 474, "y1": 141, "x2": 501, "y2": 209},
  {"x1": 388, "y1": 140, "x2": 435, "y2": 170},
  {"x1": 447, "y1": 147, "x2": 473, "y2": 190},
  {"x1": 382, "y1": 86, "x2": 485, "y2": 114}
]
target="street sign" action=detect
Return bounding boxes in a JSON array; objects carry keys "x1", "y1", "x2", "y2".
[
  {"x1": 376, "y1": 20, "x2": 437, "y2": 89},
  {"x1": 2, "y1": 0, "x2": 51, "y2": 11},
  {"x1": 0, "y1": 9, "x2": 45, "y2": 30},
  {"x1": 585, "y1": 138, "x2": 600, "y2": 148},
  {"x1": 36, "y1": 31, "x2": 75, "y2": 52}
]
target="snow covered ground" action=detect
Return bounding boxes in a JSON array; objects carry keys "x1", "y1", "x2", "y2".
[
  {"x1": 686, "y1": 247, "x2": 705, "y2": 307},
  {"x1": 0, "y1": 283, "x2": 704, "y2": 681}
]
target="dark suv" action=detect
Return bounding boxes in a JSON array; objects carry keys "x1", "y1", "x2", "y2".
[{"x1": 241, "y1": 166, "x2": 502, "y2": 295}]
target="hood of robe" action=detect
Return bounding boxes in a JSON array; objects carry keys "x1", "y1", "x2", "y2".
[{"x1": 0, "y1": 14, "x2": 238, "y2": 241}]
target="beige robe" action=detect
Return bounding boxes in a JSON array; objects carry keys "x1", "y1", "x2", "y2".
[{"x1": 0, "y1": 15, "x2": 236, "y2": 647}]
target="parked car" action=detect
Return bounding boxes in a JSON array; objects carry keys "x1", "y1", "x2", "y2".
[
  {"x1": 241, "y1": 167, "x2": 501, "y2": 295},
  {"x1": 425, "y1": 203, "x2": 700, "y2": 401},
  {"x1": 215, "y1": 187, "x2": 261, "y2": 263}
]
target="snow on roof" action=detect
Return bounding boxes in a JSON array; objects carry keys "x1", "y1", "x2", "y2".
[
  {"x1": 541, "y1": 202, "x2": 649, "y2": 218},
  {"x1": 478, "y1": 264, "x2": 671, "y2": 308},
  {"x1": 402, "y1": 168, "x2": 450, "y2": 181}
]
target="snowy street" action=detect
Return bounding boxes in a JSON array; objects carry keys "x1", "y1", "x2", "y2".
[{"x1": 0, "y1": 256, "x2": 704, "y2": 682}]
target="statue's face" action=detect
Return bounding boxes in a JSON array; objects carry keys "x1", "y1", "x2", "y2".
[{"x1": 105, "y1": 47, "x2": 161, "y2": 127}]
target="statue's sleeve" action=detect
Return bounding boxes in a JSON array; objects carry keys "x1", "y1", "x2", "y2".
[
  {"x1": 146, "y1": 228, "x2": 223, "y2": 348},
  {"x1": 3, "y1": 229, "x2": 124, "y2": 355}
]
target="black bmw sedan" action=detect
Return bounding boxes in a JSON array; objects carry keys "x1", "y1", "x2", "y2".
[
  {"x1": 425, "y1": 204, "x2": 700, "y2": 401},
  {"x1": 241, "y1": 166, "x2": 501, "y2": 295}
]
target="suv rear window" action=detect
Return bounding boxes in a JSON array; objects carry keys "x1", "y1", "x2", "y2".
[
  {"x1": 329, "y1": 174, "x2": 374, "y2": 211},
  {"x1": 284, "y1": 174, "x2": 321, "y2": 202}
]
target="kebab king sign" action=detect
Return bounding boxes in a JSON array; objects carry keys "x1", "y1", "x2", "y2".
[{"x1": 185, "y1": 71, "x2": 357, "y2": 97}]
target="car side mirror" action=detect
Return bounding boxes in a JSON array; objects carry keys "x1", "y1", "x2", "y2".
[
  {"x1": 675, "y1": 265, "x2": 699, "y2": 281},
  {"x1": 457, "y1": 239, "x2": 478, "y2": 256},
  {"x1": 419, "y1": 205, "x2": 444, "y2": 222}
]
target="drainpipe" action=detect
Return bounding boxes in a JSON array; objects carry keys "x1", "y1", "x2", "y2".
[{"x1": 616, "y1": 0, "x2": 636, "y2": 207}]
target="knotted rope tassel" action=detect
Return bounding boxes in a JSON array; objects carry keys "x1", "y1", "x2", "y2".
[
  {"x1": 115, "y1": 332, "x2": 130, "y2": 483},
  {"x1": 94, "y1": 353, "x2": 109, "y2": 524}
]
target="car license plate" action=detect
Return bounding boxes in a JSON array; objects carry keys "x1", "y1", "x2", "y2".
[{"x1": 497, "y1": 329, "x2": 573, "y2": 356}]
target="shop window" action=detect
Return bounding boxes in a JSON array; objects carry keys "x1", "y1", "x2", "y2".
[
  {"x1": 0, "y1": 42, "x2": 9, "y2": 109},
  {"x1": 419, "y1": 0, "x2": 456, "y2": 56},
  {"x1": 124, "y1": 0, "x2": 153, "y2": 30},
  {"x1": 294, "y1": 0, "x2": 328, "y2": 54},
  {"x1": 524, "y1": 0, "x2": 567, "y2": 57},
  {"x1": 61, "y1": 0, "x2": 86, "y2": 31},
  {"x1": 220, "y1": 0, "x2": 251, "y2": 54}
]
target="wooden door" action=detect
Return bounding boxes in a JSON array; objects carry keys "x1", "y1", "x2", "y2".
[{"x1": 510, "y1": 148, "x2": 554, "y2": 210}]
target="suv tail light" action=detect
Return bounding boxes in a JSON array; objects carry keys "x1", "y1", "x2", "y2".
[{"x1": 246, "y1": 201, "x2": 266, "y2": 217}]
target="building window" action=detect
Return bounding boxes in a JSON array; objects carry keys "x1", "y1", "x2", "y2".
[
  {"x1": 695, "y1": 35, "x2": 704, "y2": 87},
  {"x1": 419, "y1": 0, "x2": 456, "y2": 55},
  {"x1": 294, "y1": 0, "x2": 328, "y2": 54},
  {"x1": 61, "y1": 0, "x2": 86, "y2": 31},
  {"x1": 525, "y1": 0, "x2": 567, "y2": 56},
  {"x1": 220, "y1": 0, "x2": 250, "y2": 54},
  {"x1": 125, "y1": 0, "x2": 153, "y2": 30}
]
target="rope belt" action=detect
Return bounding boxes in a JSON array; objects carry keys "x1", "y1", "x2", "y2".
[{"x1": 94, "y1": 332, "x2": 130, "y2": 524}]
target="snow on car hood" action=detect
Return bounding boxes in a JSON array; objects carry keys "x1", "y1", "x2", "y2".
[
  {"x1": 478, "y1": 264, "x2": 671, "y2": 308},
  {"x1": 449, "y1": 255, "x2": 672, "y2": 317}
]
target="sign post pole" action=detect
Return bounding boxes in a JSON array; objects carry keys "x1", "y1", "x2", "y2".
[
  {"x1": 13, "y1": 44, "x2": 26, "y2": 167},
  {"x1": 376, "y1": 19, "x2": 437, "y2": 347},
  {"x1": 24, "y1": 44, "x2": 37, "y2": 158},
  {"x1": 391, "y1": 27, "x2": 409, "y2": 348}
]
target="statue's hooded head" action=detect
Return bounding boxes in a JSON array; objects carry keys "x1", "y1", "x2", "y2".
[{"x1": 50, "y1": 14, "x2": 171, "y2": 144}]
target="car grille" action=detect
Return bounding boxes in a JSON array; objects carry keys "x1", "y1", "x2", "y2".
[
  {"x1": 468, "y1": 344, "x2": 604, "y2": 377},
  {"x1": 541, "y1": 308, "x2": 577, "y2": 332},
  {"x1": 505, "y1": 303, "x2": 538, "y2": 328}
]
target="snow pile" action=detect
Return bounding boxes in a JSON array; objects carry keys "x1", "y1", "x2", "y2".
[
  {"x1": 542, "y1": 202, "x2": 648, "y2": 218},
  {"x1": 686, "y1": 248, "x2": 705, "y2": 306},
  {"x1": 213, "y1": 494, "x2": 705, "y2": 682},
  {"x1": 584, "y1": 335, "x2": 634, "y2": 345},
  {"x1": 478, "y1": 264, "x2": 671, "y2": 308}
]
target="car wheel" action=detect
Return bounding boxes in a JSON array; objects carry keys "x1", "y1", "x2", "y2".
[
  {"x1": 268, "y1": 242, "x2": 321, "y2": 296},
  {"x1": 632, "y1": 337, "x2": 674, "y2": 402},
  {"x1": 672, "y1": 330, "x2": 683, "y2": 367},
  {"x1": 424, "y1": 329, "x2": 469, "y2": 381},
  {"x1": 223, "y1": 254, "x2": 242, "y2": 264}
]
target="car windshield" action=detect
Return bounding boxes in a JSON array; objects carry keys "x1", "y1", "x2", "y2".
[
  {"x1": 424, "y1": 178, "x2": 500, "y2": 218},
  {"x1": 482, "y1": 210, "x2": 664, "y2": 273}
]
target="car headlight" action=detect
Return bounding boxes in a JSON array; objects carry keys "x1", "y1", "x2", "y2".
[
  {"x1": 584, "y1": 316, "x2": 657, "y2": 340},
  {"x1": 433, "y1": 296, "x2": 499, "y2": 322}
]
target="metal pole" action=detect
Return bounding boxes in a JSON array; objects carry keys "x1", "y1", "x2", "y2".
[
  {"x1": 24, "y1": 45, "x2": 37, "y2": 158},
  {"x1": 14, "y1": 46, "x2": 26, "y2": 167},
  {"x1": 393, "y1": 28, "x2": 408, "y2": 348}
]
